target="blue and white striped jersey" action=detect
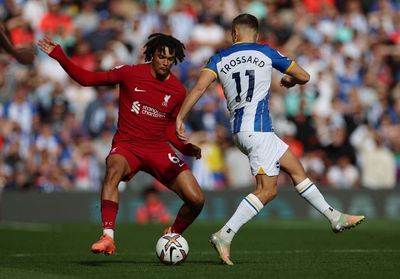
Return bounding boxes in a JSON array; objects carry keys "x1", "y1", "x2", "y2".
[{"x1": 204, "y1": 42, "x2": 294, "y2": 133}]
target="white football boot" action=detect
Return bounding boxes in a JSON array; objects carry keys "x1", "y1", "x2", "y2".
[
  {"x1": 331, "y1": 213, "x2": 365, "y2": 233},
  {"x1": 209, "y1": 231, "x2": 234, "y2": 266}
]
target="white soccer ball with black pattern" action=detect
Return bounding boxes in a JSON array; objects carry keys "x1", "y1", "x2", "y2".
[{"x1": 156, "y1": 233, "x2": 189, "y2": 265}]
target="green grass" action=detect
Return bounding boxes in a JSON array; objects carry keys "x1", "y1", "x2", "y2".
[{"x1": 0, "y1": 220, "x2": 399, "y2": 278}]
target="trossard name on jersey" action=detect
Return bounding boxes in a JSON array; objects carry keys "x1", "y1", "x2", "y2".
[{"x1": 220, "y1": 55, "x2": 265, "y2": 74}]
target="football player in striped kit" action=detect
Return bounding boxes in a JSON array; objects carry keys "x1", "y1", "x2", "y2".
[{"x1": 176, "y1": 13, "x2": 365, "y2": 265}]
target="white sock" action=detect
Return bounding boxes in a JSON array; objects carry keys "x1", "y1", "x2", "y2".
[
  {"x1": 295, "y1": 178, "x2": 340, "y2": 222},
  {"x1": 220, "y1": 193, "x2": 264, "y2": 243},
  {"x1": 103, "y1": 229, "x2": 114, "y2": 239}
]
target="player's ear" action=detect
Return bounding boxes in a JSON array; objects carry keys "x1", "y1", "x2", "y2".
[{"x1": 231, "y1": 28, "x2": 238, "y2": 43}]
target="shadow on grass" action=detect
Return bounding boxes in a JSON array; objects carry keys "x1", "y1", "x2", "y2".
[
  {"x1": 75, "y1": 260, "x2": 155, "y2": 266},
  {"x1": 75, "y1": 260, "x2": 219, "y2": 266}
]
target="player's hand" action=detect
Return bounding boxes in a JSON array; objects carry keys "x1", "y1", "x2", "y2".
[
  {"x1": 15, "y1": 47, "x2": 34, "y2": 65},
  {"x1": 37, "y1": 37, "x2": 57, "y2": 55},
  {"x1": 280, "y1": 75, "x2": 296, "y2": 88},
  {"x1": 191, "y1": 144, "x2": 202, "y2": 160},
  {"x1": 176, "y1": 117, "x2": 188, "y2": 141}
]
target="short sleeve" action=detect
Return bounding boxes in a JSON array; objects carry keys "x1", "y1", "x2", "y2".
[
  {"x1": 265, "y1": 47, "x2": 294, "y2": 74},
  {"x1": 202, "y1": 55, "x2": 219, "y2": 78}
]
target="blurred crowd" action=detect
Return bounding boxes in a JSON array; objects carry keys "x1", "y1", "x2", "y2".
[{"x1": 0, "y1": 0, "x2": 399, "y2": 193}]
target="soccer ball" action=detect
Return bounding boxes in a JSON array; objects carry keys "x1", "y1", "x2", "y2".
[{"x1": 156, "y1": 233, "x2": 189, "y2": 265}]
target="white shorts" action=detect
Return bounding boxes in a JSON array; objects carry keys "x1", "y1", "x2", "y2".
[{"x1": 233, "y1": 132, "x2": 288, "y2": 176}]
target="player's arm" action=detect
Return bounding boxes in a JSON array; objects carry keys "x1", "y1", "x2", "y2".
[
  {"x1": 176, "y1": 70, "x2": 216, "y2": 140},
  {"x1": 0, "y1": 23, "x2": 34, "y2": 65},
  {"x1": 167, "y1": 104, "x2": 202, "y2": 159},
  {"x1": 166, "y1": 120, "x2": 202, "y2": 159},
  {"x1": 267, "y1": 46, "x2": 310, "y2": 88},
  {"x1": 38, "y1": 37, "x2": 120, "y2": 86},
  {"x1": 280, "y1": 62, "x2": 310, "y2": 88}
]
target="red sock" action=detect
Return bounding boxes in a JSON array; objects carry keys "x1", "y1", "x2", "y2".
[
  {"x1": 171, "y1": 213, "x2": 194, "y2": 234},
  {"x1": 101, "y1": 200, "x2": 118, "y2": 230}
]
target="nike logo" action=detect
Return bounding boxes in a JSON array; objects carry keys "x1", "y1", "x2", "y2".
[
  {"x1": 169, "y1": 246, "x2": 176, "y2": 262},
  {"x1": 134, "y1": 87, "x2": 146, "y2": 92},
  {"x1": 179, "y1": 162, "x2": 185, "y2": 167}
]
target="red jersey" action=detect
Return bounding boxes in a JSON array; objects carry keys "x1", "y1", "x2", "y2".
[
  {"x1": 50, "y1": 45, "x2": 197, "y2": 156},
  {"x1": 110, "y1": 63, "x2": 185, "y2": 143}
]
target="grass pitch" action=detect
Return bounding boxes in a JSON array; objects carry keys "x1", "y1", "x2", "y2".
[{"x1": 0, "y1": 220, "x2": 399, "y2": 279}]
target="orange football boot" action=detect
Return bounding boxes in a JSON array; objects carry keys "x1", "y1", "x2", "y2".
[
  {"x1": 91, "y1": 234, "x2": 116, "y2": 255},
  {"x1": 162, "y1": 226, "x2": 172, "y2": 236}
]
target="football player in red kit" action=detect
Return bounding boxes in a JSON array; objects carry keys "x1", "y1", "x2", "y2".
[{"x1": 38, "y1": 33, "x2": 205, "y2": 255}]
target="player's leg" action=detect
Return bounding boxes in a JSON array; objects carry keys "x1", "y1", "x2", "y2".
[
  {"x1": 91, "y1": 153, "x2": 132, "y2": 255},
  {"x1": 219, "y1": 174, "x2": 277, "y2": 241},
  {"x1": 210, "y1": 174, "x2": 277, "y2": 265},
  {"x1": 279, "y1": 149, "x2": 365, "y2": 233},
  {"x1": 168, "y1": 170, "x2": 205, "y2": 234},
  {"x1": 210, "y1": 132, "x2": 283, "y2": 265},
  {"x1": 144, "y1": 143, "x2": 204, "y2": 235},
  {"x1": 100, "y1": 154, "x2": 131, "y2": 235}
]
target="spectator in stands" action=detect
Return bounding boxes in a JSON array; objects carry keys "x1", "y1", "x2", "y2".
[
  {"x1": 1, "y1": 82, "x2": 38, "y2": 135},
  {"x1": 190, "y1": 131, "x2": 225, "y2": 190},
  {"x1": 190, "y1": 13, "x2": 225, "y2": 64},
  {"x1": 351, "y1": 124, "x2": 396, "y2": 189},
  {"x1": 6, "y1": 164, "x2": 32, "y2": 191},
  {"x1": 327, "y1": 155, "x2": 360, "y2": 189},
  {"x1": 224, "y1": 141, "x2": 254, "y2": 189},
  {"x1": 73, "y1": 139, "x2": 101, "y2": 192},
  {"x1": 73, "y1": 2, "x2": 100, "y2": 37},
  {"x1": 0, "y1": 22, "x2": 33, "y2": 64},
  {"x1": 38, "y1": 0, "x2": 73, "y2": 36},
  {"x1": 136, "y1": 187, "x2": 171, "y2": 224}
]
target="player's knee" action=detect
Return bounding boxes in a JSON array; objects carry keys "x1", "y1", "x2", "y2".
[
  {"x1": 262, "y1": 189, "x2": 277, "y2": 203},
  {"x1": 105, "y1": 165, "x2": 124, "y2": 181},
  {"x1": 194, "y1": 194, "x2": 205, "y2": 209},
  {"x1": 257, "y1": 185, "x2": 278, "y2": 203},
  {"x1": 269, "y1": 187, "x2": 278, "y2": 200},
  {"x1": 189, "y1": 192, "x2": 205, "y2": 211}
]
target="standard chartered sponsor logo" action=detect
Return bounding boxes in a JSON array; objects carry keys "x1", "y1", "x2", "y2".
[
  {"x1": 130, "y1": 101, "x2": 166, "y2": 118},
  {"x1": 131, "y1": 101, "x2": 141, "y2": 114},
  {"x1": 142, "y1": 105, "x2": 166, "y2": 118}
]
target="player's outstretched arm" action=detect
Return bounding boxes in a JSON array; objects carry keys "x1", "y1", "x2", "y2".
[
  {"x1": 37, "y1": 37, "x2": 57, "y2": 55},
  {"x1": 38, "y1": 37, "x2": 120, "y2": 87},
  {"x1": 176, "y1": 70, "x2": 216, "y2": 140},
  {"x1": 280, "y1": 63, "x2": 310, "y2": 88}
]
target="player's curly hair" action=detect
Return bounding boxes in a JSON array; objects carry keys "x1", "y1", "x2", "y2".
[{"x1": 143, "y1": 33, "x2": 185, "y2": 64}]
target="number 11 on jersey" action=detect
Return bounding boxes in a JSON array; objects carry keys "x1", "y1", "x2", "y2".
[{"x1": 232, "y1": 70, "x2": 255, "y2": 102}]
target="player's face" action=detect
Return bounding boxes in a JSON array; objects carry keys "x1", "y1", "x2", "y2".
[{"x1": 151, "y1": 47, "x2": 176, "y2": 80}]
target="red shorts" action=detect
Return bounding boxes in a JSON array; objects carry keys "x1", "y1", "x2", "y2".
[{"x1": 106, "y1": 140, "x2": 189, "y2": 187}]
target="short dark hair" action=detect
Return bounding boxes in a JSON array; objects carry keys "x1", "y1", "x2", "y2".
[
  {"x1": 143, "y1": 33, "x2": 185, "y2": 64},
  {"x1": 232, "y1": 13, "x2": 259, "y2": 31}
]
